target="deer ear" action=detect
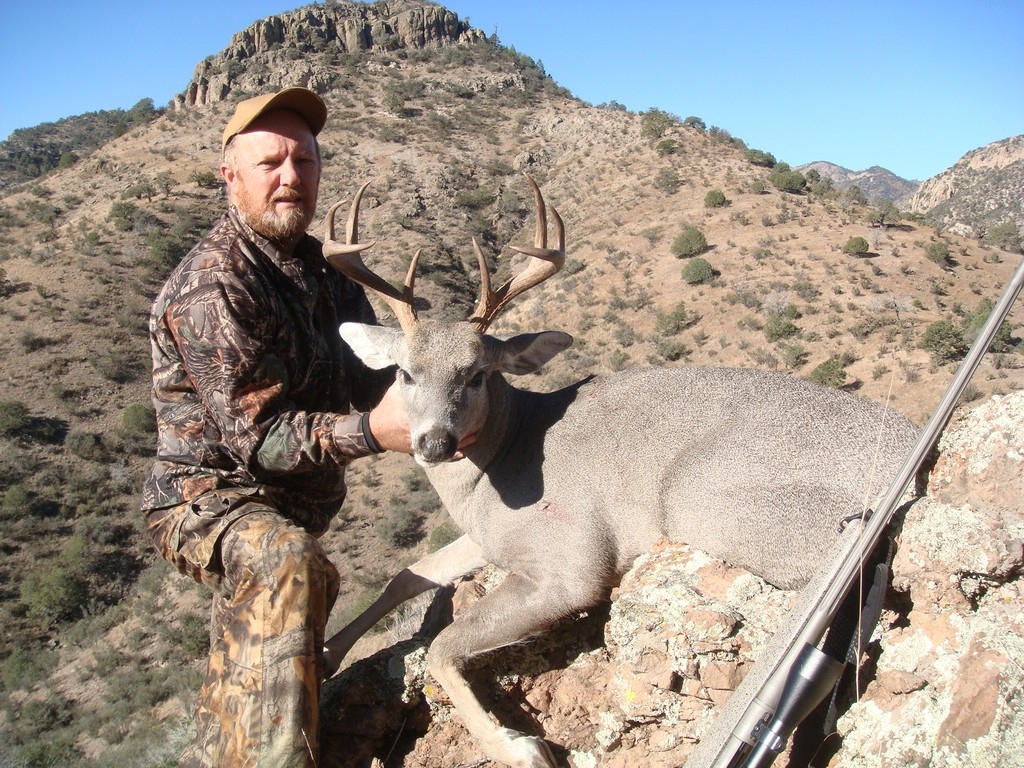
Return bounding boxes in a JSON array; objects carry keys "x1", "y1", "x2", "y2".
[
  {"x1": 340, "y1": 322, "x2": 404, "y2": 369},
  {"x1": 494, "y1": 331, "x2": 573, "y2": 375}
]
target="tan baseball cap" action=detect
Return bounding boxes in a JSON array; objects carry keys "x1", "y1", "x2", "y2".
[{"x1": 221, "y1": 87, "x2": 328, "y2": 150}]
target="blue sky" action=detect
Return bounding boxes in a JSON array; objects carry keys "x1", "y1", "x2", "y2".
[{"x1": 1, "y1": 1, "x2": 1021, "y2": 181}]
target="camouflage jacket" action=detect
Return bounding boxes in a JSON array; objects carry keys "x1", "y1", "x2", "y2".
[{"x1": 141, "y1": 208, "x2": 393, "y2": 536}]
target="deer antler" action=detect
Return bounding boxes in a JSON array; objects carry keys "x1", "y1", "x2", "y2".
[
  {"x1": 468, "y1": 174, "x2": 565, "y2": 334},
  {"x1": 323, "y1": 182, "x2": 420, "y2": 333}
]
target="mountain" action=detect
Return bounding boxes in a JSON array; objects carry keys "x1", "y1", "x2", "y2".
[
  {"x1": 0, "y1": 2, "x2": 1021, "y2": 765},
  {"x1": 795, "y1": 160, "x2": 920, "y2": 206},
  {"x1": 909, "y1": 134, "x2": 1024, "y2": 240}
]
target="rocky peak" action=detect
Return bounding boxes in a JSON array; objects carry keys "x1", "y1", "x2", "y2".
[
  {"x1": 174, "y1": 1, "x2": 485, "y2": 109},
  {"x1": 909, "y1": 134, "x2": 1024, "y2": 238}
]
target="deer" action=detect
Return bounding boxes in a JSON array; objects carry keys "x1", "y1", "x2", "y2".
[{"x1": 319, "y1": 177, "x2": 919, "y2": 768}]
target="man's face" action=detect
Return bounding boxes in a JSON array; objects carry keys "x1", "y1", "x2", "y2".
[{"x1": 221, "y1": 109, "x2": 321, "y2": 247}]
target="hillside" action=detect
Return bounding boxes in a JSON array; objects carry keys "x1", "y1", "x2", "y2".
[
  {"x1": 909, "y1": 133, "x2": 1024, "y2": 240},
  {"x1": 0, "y1": 1, "x2": 1022, "y2": 765}
]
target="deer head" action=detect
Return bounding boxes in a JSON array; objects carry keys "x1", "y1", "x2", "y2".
[{"x1": 323, "y1": 176, "x2": 572, "y2": 463}]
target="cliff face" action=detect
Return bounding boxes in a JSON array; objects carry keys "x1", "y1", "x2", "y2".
[
  {"x1": 319, "y1": 390, "x2": 1024, "y2": 767},
  {"x1": 174, "y1": 1, "x2": 484, "y2": 108},
  {"x1": 909, "y1": 134, "x2": 1024, "y2": 238}
]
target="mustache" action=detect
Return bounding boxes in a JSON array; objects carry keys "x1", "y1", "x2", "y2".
[{"x1": 272, "y1": 189, "x2": 305, "y2": 203}]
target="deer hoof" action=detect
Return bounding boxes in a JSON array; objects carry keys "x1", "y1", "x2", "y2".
[{"x1": 491, "y1": 728, "x2": 558, "y2": 768}]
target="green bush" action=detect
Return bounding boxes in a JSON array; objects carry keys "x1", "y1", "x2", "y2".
[
  {"x1": 984, "y1": 222, "x2": 1022, "y2": 253},
  {"x1": 654, "y1": 302, "x2": 698, "y2": 335},
  {"x1": 842, "y1": 236, "x2": 870, "y2": 256},
  {"x1": 66, "y1": 430, "x2": 105, "y2": 461},
  {"x1": 769, "y1": 166, "x2": 807, "y2": 193},
  {"x1": 123, "y1": 403, "x2": 157, "y2": 434},
  {"x1": 670, "y1": 227, "x2": 708, "y2": 258},
  {"x1": 653, "y1": 168, "x2": 679, "y2": 194},
  {"x1": 921, "y1": 319, "x2": 967, "y2": 361},
  {"x1": 655, "y1": 337, "x2": 690, "y2": 361},
  {"x1": 655, "y1": 139, "x2": 678, "y2": 156},
  {"x1": 966, "y1": 298, "x2": 1013, "y2": 352},
  {"x1": 745, "y1": 148, "x2": 776, "y2": 167},
  {"x1": 641, "y1": 108, "x2": 674, "y2": 139},
  {"x1": 21, "y1": 564, "x2": 89, "y2": 622},
  {"x1": 765, "y1": 312, "x2": 799, "y2": 342},
  {"x1": 681, "y1": 257, "x2": 714, "y2": 285},
  {"x1": 809, "y1": 357, "x2": 848, "y2": 388},
  {"x1": 2, "y1": 483, "x2": 33, "y2": 517},
  {"x1": 0, "y1": 400, "x2": 29, "y2": 434},
  {"x1": 925, "y1": 241, "x2": 951, "y2": 266},
  {"x1": 107, "y1": 201, "x2": 138, "y2": 231},
  {"x1": 704, "y1": 189, "x2": 728, "y2": 208}
]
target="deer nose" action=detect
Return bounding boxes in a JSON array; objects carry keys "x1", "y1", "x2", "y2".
[{"x1": 415, "y1": 429, "x2": 458, "y2": 463}]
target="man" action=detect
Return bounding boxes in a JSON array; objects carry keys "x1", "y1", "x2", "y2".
[{"x1": 142, "y1": 87, "x2": 410, "y2": 768}]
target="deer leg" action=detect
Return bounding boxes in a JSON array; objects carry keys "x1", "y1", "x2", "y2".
[
  {"x1": 427, "y1": 571, "x2": 603, "y2": 768},
  {"x1": 323, "y1": 534, "x2": 485, "y2": 677}
]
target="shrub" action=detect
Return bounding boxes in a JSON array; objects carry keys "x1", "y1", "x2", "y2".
[
  {"x1": 66, "y1": 430, "x2": 105, "y2": 461},
  {"x1": 655, "y1": 337, "x2": 689, "y2": 361},
  {"x1": 809, "y1": 356, "x2": 848, "y2": 388},
  {"x1": 769, "y1": 166, "x2": 807, "y2": 193},
  {"x1": 640, "y1": 108, "x2": 674, "y2": 139},
  {"x1": 925, "y1": 241, "x2": 951, "y2": 266},
  {"x1": 21, "y1": 564, "x2": 89, "y2": 622},
  {"x1": 0, "y1": 400, "x2": 29, "y2": 434},
  {"x1": 2, "y1": 483, "x2": 33, "y2": 517},
  {"x1": 655, "y1": 139, "x2": 678, "y2": 156},
  {"x1": 653, "y1": 168, "x2": 679, "y2": 194},
  {"x1": 378, "y1": 506, "x2": 422, "y2": 547},
  {"x1": 745, "y1": 149, "x2": 776, "y2": 167},
  {"x1": 966, "y1": 298, "x2": 1013, "y2": 352},
  {"x1": 842, "y1": 236, "x2": 870, "y2": 256},
  {"x1": 123, "y1": 403, "x2": 157, "y2": 434},
  {"x1": 921, "y1": 319, "x2": 967, "y2": 361},
  {"x1": 704, "y1": 189, "x2": 728, "y2": 208},
  {"x1": 107, "y1": 201, "x2": 138, "y2": 231},
  {"x1": 984, "y1": 222, "x2": 1022, "y2": 253},
  {"x1": 670, "y1": 227, "x2": 708, "y2": 258},
  {"x1": 682, "y1": 257, "x2": 714, "y2": 285},
  {"x1": 764, "y1": 312, "x2": 799, "y2": 342},
  {"x1": 654, "y1": 302, "x2": 698, "y2": 335}
]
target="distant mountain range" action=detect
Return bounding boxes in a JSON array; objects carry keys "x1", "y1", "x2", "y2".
[{"x1": 795, "y1": 160, "x2": 920, "y2": 206}]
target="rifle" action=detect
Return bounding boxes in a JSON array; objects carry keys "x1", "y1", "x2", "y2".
[{"x1": 685, "y1": 255, "x2": 1024, "y2": 768}]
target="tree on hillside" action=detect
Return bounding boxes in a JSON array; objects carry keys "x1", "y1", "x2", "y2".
[
  {"x1": 843, "y1": 236, "x2": 871, "y2": 256},
  {"x1": 868, "y1": 200, "x2": 901, "y2": 228},
  {"x1": 984, "y1": 222, "x2": 1022, "y2": 253},
  {"x1": 769, "y1": 163, "x2": 807, "y2": 194},
  {"x1": 641, "y1": 108, "x2": 675, "y2": 140},
  {"x1": 671, "y1": 227, "x2": 709, "y2": 258},
  {"x1": 745, "y1": 148, "x2": 776, "y2": 167}
]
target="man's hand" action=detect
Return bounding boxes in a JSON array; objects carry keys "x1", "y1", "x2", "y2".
[
  {"x1": 367, "y1": 380, "x2": 411, "y2": 453},
  {"x1": 367, "y1": 381, "x2": 477, "y2": 459}
]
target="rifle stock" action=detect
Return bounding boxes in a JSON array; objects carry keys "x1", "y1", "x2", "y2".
[{"x1": 685, "y1": 255, "x2": 1024, "y2": 768}]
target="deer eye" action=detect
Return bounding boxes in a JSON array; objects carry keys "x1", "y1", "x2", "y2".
[{"x1": 467, "y1": 371, "x2": 485, "y2": 389}]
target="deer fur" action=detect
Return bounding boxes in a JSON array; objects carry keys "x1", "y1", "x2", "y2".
[{"x1": 321, "y1": 180, "x2": 919, "y2": 768}]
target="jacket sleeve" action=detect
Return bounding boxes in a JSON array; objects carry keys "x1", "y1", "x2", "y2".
[{"x1": 165, "y1": 271, "x2": 380, "y2": 481}]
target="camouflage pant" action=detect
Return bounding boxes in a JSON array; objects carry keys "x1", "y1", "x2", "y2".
[{"x1": 148, "y1": 494, "x2": 340, "y2": 768}]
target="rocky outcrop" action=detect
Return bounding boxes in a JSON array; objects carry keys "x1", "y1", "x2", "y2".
[
  {"x1": 909, "y1": 134, "x2": 1024, "y2": 238},
  {"x1": 174, "y1": 1, "x2": 485, "y2": 109},
  {"x1": 319, "y1": 390, "x2": 1024, "y2": 766}
]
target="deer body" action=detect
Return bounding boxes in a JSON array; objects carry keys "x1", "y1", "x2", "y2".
[{"x1": 320, "y1": 180, "x2": 919, "y2": 768}]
